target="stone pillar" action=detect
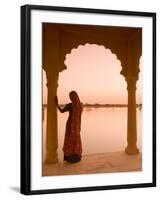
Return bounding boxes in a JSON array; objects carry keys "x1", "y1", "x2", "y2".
[
  {"x1": 45, "y1": 73, "x2": 58, "y2": 164},
  {"x1": 43, "y1": 24, "x2": 61, "y2": 164},
  {"x1": 125, "y1": 78, "x2": 139, "y2": 154}
]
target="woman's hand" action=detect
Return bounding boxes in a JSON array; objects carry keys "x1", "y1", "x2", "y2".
[
  {"x1": 55, "y1": 96, "x2": 58, "y2": 105},
  {"x1": 55, "y1": 96, "x2": 63, "y2": 113}
]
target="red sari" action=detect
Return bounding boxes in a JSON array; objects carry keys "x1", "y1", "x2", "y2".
[{"x1": 62, "y1": 91, "x2": 83, "y2": 163}]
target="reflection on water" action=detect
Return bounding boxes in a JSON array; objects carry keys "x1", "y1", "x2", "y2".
[{"x1": 43, "y1": 107, "x2": 142, "y2": 162}]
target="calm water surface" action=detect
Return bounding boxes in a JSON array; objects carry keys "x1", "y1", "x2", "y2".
[{"x1": 43, "y1": 107, "x2": 142, "y2": 161}]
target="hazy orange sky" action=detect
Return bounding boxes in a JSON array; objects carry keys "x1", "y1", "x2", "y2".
[{"x1": 43, "y1": 44, "x2": 142, "y2": 104}]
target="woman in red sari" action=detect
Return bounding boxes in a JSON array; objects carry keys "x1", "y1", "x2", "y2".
[{"x1": 55, "y1": 91, "x2": 83, "y2": 163}]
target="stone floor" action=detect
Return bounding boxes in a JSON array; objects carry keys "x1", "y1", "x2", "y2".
[{"x1": 42, "y1": 151, "x2": 142, "y2": 176}]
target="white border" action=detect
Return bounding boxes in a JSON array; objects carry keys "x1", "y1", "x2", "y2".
[{"x1": 31, "y1": 9, "x2": 153, "y2": 190}]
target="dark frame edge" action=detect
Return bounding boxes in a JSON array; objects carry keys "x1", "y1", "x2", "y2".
[
  {"x1": 152, "y1": 12, "x2": 156, "y2": 187},
  {"x1": 20, "y1": 5, "x2": 31, "y2": 195},
  {"x1": 22, "y1": 4, "x2": 156, "y2": 17},
  {"x1": 24, "y1": 183, "x2": 155, "y2": 195}
]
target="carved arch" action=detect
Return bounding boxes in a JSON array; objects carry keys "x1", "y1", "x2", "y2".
[{"x1": 59, "y1": 31, "x2": 129, "y2": 78}]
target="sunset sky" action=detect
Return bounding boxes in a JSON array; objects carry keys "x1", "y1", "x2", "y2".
[{"x1": 43, "y1": 43, "x2": 142, "y2": 105}]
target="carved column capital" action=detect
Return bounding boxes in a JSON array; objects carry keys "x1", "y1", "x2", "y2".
[
  {"x1": 45, "y1": 70, "x2": 59, "y2": 90},
  {"x1": 126, "y1": 77, "x2": 138, "y2": 91}
]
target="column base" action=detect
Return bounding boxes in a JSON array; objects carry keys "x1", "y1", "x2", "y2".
[
  {"x1": 45, "y1": 153, "x2": 58, "y2": 164},
  {"x1": 125, "y1": 145, "x2": 139, "y2": 155}
]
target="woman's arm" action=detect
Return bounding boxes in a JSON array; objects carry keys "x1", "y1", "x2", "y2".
[
  {"x1": 55, "y1": 96, "x2": 70, "y2": 113},
  {"x1": 55, "y1": 96, "x2": 63, "y2": 113}
]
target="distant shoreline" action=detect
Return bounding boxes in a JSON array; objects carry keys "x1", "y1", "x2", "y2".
[{"x1": 42, "y1": 103, "x2": 142, "y2": 109}]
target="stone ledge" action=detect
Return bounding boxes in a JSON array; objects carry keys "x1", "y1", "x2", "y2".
[{"x1": 42, "y1": 151, "x2": 142, "y2": 176}]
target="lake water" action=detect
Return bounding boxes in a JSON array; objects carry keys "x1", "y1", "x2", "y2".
[{"x1": 43, "y1": 107, "x2": 142, "y2": 162}]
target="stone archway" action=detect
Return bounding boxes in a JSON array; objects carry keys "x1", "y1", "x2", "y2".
[
  {"x1": 58, "y1": 43, "x2": 124, "y2": 103},
  {"x1": 42, "y1": 23, "x2": 142, "y2": 164}
]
